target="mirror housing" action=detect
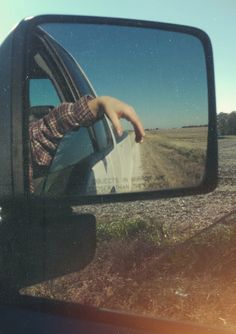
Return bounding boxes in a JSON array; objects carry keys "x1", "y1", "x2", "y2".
[{"x1": 0, "y1": 15, "x2": 218, "y2": 205}]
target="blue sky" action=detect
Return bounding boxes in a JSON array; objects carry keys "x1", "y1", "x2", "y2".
[
  {"x1": 1, "y1": 0, "x2": 236, "y2": 115},
  {"x1": 41, "y1": 23, "x2": 208, "y2": 128}
]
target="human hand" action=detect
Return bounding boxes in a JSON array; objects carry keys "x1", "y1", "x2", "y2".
[{"x1": 88, "y1": 96, "x2": 145, "y2": 143}]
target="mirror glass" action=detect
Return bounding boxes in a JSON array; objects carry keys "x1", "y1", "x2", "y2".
[{"x1": 28, "y1": 23, "x2": 208, "y2": 196}]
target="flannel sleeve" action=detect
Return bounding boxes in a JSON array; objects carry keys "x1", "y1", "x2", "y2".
[{"x1": 29, "y1": 95, "x2": 98, "y2": 167}]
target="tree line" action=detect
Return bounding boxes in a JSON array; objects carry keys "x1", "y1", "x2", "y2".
[{"x1": 217, "y1": 111, "x2": 236, "y2": 136}]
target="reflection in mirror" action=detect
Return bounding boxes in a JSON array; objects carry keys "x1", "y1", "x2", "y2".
[{"x1": 27, "y1": 23, "x2": 208, "y2": 197}]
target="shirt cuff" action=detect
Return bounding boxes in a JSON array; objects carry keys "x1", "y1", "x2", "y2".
[{"x1": 72, "y1": 95, "x2": 103, "y2": 127}]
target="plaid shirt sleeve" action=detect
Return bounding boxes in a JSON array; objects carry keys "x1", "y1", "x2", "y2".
[{"x1": 29, "y1": 95, "x2": 99, "y2": 192}]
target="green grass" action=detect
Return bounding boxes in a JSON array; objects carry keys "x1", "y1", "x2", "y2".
[
  {"x1": 96, "y1": 218, "x2": 169, "y2": 247},
  {"x1": 97, "y1": 219, "x2": 149, "y2": 241}
]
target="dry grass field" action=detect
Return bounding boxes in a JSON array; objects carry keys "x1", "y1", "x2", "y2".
[
  {"x1": 22, "y1": 135, "x2": 236, "y2": 331},
  {"x1": 138, "y1": 127, "x2": 207, "y2": 190}
]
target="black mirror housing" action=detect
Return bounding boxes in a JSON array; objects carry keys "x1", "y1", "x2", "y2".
[{"x1": 0, "y1": 15, "x2": 218, "y2": 205}]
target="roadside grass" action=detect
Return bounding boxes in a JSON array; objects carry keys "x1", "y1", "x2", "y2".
[
  {"x1": 96, "y1": 218, "x2": 168, "y2": 246},
  {"x1": 97, "y1": 219, "x2": 147, "y2": 241},
  {"x1": 76, "y1": 210, "x2": 236, "y2": 329},
  {"x1": 140, "y1": 127, "x2": 207, "y2": 189},
  {"x1": 146, "y1": 127, "x2": 207, "y2": 163},
  {"x1": 94, "y1": 209, "x2": 236, "y2": 280},
  {"x1": 157, "y1": 139, "x2": 205, "y2": 163}
]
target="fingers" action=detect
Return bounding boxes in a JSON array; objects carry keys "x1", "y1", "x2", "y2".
[
  {"x1": 92, "y1": 96, "x2": 145, "y2": 143},
  {"x1": 123, "y1": 107, "x2": 145, "y2": 143},
  {"x1": 107, "y1": 110, "x2": 124, "y2": 137}
]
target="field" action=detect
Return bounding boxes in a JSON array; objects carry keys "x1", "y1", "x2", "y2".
[
  {"x1": 22, "y1": 136, "x2": 236, "y2": 330},
  {"x1": 137, "y1": 127, "x2": 207, "y2": 190}
]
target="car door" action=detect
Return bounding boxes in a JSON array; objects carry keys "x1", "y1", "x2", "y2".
[{"x1": 27, "y1": 27, "x2": 120, "y2": 196}]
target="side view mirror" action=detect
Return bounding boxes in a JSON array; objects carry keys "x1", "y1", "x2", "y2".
[{"x1": 0, "y1": 15, "x2": 217, "y2": 205}]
